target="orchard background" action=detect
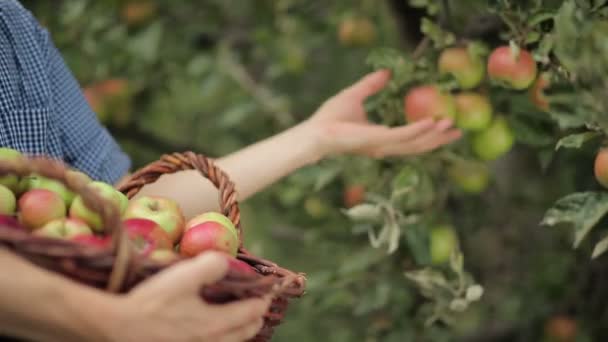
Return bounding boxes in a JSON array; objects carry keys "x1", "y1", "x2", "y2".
[{"x1": 21, "y1": 0, "x2": 608, "y2": 341}]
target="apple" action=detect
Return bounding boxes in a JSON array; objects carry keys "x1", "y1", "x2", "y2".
[
  {"x1": 594, "y1": 148, "x2": 608, "y2": 188},
  {"x1": 448, "y1": 162, "x2": 490, "y2": 194},
  {"x1": 66, "y1": 169, "x2": 92, "y2": 186},
  {"x1": 529, "y1": 73, "x2": 550, "y2": 112},
  {"x1": 227, "y1": 258, "x2": 258, "y2": 279},
  {"x1": 116, "y1": 191, "x2": 129, "y2": 214},
  {"x1": 0, "y1": 147, "x2": 22, "y2": 192},
  {"x1": 124, "y1": 196, "x2": 185, "y2": 243},
  {"x1": 471, "y1": 116, "x2": 515, "y2": 161},
  {"x1": 0, "y1": 184, "x2": 16, "y2": 215},
  {"x1": 148, "y1": 249, "x2": 180, "y2": 263},
  {"x1": 71, "y1": 234, "x2": 112, "y2": 249},
  {"x1": 18, "y1": 189, "x2": 66, "y2": 230},
  {"x1": 121, "y1": 0, "x2": 157, "y2": 26},
  {"x1": 185, "y1": 212, "x2": 238, "y2": 239},
  {"x1": 438, "y1": 47, "x2": 485, "y2": 89},
  {"x1": 487, "y1": 46, "x2": 537, "y2": 90},
  {"x1": 33, "y1": 218, "x2": 92, "y2": 239},
  {"x1": 29, "y1": 175, "x2": 75, "y2": 207},
  {"x1": 544, "y1": 315, "x2": 577, "y2": 342},
  {"x1": 0, "y1": 214, "x2": 25, "y2": 231},
  {"x1": 123, "y1": 218, "x2": 172, "y2": 251},
  {"x1": 404, "y1": 85, "x2": 456, "y2": 123},
  {"x1": 343, "y1": 185, "x2": 365, "y2": 208},
  {"x1": 338, "y1": 17, "x2": 376, "y2": 47},
  {"x1": 430, "y1": 224, "x2": 459, "y2": 265},
  {"x1": 69, "y1": 181, "x2": 123, "y2": 232},
  {"x1": 454, "y1": 92, "x2": 493, "y2": 131},
  {"x1": 179, "y1": 221, "x2": 239, "y2": 258},
  {"x1": 304, "y1": 196, "x2": 329, "y2": 219}
]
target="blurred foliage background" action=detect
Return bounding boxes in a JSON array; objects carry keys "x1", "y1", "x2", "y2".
[{"x1": 21, "y1": 0, "x2": 608, "y2": 341}]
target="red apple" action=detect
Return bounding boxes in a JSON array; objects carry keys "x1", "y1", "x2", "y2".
[
  {"x1": 438, "y1": 47, "x2": 485, "y2": 89},
  {"x1": 123, "y1": 218, "x2": 172, "y2": 251},
  {"x1": 594, "y1": 148, "x2": 608, "y2": 188},
  {"x1": 227, "y1": 258, "x2": 258, "y2": 278},
  {"x1": 529, "y1": 73, "x2": 550, "y2": 111},
  {"x1": 33, "y1": 218, "x2": 92, "y2": 239},
  {"x1": 487, "y1": 46, "x2": 537, "y2": 90},
  {"x1": 69, "y1": 181, "x2": 123, "y2": 232},
  {"x1": 124, "y1": 196, "x2": 185, "y2": 243},
  {"x1": 71, "y1": 234, "x2": 112, "y2": 249},
  {"x1": 179, "y1": 221, "x2": 239, "y2": 258},
  {"x1": 343, "y1": 185, "x2": 365, "y2": 208},
  {"x1": 0, "y1": 214, "x2": 25, "y2": 231},
  {"x1": 338, "y1": 17, "x2": 376, "y2": 47},
  {"x1": 454, "y1": 92, "x2": 493, "y2": 131},
  {"x1": 121, "y1": 0, "x2": 157, "y2": 26},
  {"x1": 404, "y1": 85, "x2": 456, "y2": 123},
  {"x1": 0, "y1": 184, "x2": 16, "y2": 215},
  {"x1": 29, "y1": 175, "x2": 75, "y2": 207},
  {"x1": 185, "y1": 212, "x2": 238, "y2": 241},
  {"x1": 19, "y1": 189, "x2": 66, "y2": 230}
]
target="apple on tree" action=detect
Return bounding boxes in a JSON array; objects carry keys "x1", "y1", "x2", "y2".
[
  {"x1": 404, "y1": 85, "x2": 456, "y2": 123},
  {"x1": 438, "y1": 46, "x2": 485, "y2": 90},
  {"x1": 471, "y1": 116, "x2": 515, "y2": 161},
  {"x1": 343, "y1": 185, "x2": 365, "y2": 209},
  {"x1": 454, "y1": 92, "x2": 493, "y2": 131},
  {"x1": 124, "y1": 196, "x2": 185, "y2": 243},
  {"x1": 429, "y1": 224, "x2": 459, "y2": 265},
  {"x1": 447, "y1": 161, "x2": 490, "y2": 194},
  {"x1": 487, "y1": 45, "x2": 537, "y2": 90},
  {"x1": 0, "y1": 184, "x2": 16, "y2": 215},
  {"x1": 338, "y1": 17, "x2": 376, "y2": 47},
  {"x1": 594, "y1": 148, "x2": 608, "y2": 189},
  {"x1": 33, "y1": 218, "x2": 92, "y2": 240},
  {"x1": 18, "y1": 189, "x2": 66, "y2": 230},
  {"x1": 529, "y1": 72, "x2": 550, "y2": 112}
]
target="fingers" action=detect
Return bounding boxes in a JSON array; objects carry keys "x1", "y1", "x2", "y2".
[
  {"x1": 141, "y1": 251, "x2": 229, "y2": 296},
  {"x1": 207, "y1": 296, "x2": 271, "y2": 334},
  {"x1": 216, "y1": 318, "x2": 265, "y2": 342},
  {"x1": 344, "y1": 69, "x2": 391, "y2": 100}
]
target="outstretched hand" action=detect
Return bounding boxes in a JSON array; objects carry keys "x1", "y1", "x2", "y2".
[{"x1": 306, "y1": 69, "x2": 462, "y2": 159}]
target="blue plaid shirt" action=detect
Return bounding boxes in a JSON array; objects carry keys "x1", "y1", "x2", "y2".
[{"x1": 0, "y1": 0, "x2": 131, "y2": 184}]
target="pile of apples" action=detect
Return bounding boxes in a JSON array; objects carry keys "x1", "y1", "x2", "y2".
[
  {"x1": 404, "y1": 44, "x2": 544, "y2": 162},
  {"x1": 0, "y1": 148, "x2": 248, "y2": 267}
]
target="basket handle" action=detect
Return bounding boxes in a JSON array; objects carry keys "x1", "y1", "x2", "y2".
[
  {"x1": 0, "y1": 155, "x2": 132, "y2": 292},
  {"x1": 117, "y1": 152, "x2": 243, "y2": 243}
]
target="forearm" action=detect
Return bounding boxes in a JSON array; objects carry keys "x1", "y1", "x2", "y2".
[
  {"x1": 136, "y1": 121, "x2": 323, "y2": 219},
  {"x1": 0, "y1": 248, "x2": 117, "y2": 342}
]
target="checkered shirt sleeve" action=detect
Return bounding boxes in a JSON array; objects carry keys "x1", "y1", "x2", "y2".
[{"x1": 0, "y1": 0, "x2": 131, "y2": 184}]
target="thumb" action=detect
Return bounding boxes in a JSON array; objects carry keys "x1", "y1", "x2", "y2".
[
  {"x1": 344, "y1": 69, "x2": 391, "y2": 100},
  {"x1": 142, "y1": 251, "x2": 229, "y2": 296}
]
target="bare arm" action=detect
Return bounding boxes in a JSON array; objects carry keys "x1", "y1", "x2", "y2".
[{"x1": 136, "y1": 70, "x2": 461, "y2": 220}]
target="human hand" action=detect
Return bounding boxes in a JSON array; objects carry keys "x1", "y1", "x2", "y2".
[
  {"x1": 109, "y1": 252, "x2": 270, "y2": 342},
  {"x1": 305, "y1": 69, "x2": 462, "y2": 159}
]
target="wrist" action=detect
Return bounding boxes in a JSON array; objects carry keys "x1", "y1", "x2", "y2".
[{"x1": 294, "y1": 119, "x2": 328, "y2": 165}]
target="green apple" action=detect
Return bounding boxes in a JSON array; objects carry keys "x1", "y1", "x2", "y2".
[
  {"x1": 69, "y1": 181, "x2": 122, "y2": 232},
  {"x1": 0, "y1": 147, "x2": 22, "y2": 192},
  {"x1": 116, "y1": 191, "x2": 129, "y2": 214},
  {"x1": 185, "y1": 212, "x2": 238, "y2": 240},
  {"x1": 0, "y1": 184, "x2": 16, "y2": 215},
  {"x1": 472, "y1": 116, "x2": 515, "y2": 161},
  {"x1": 123, "y1": 196, "x2": 185, "y2": 243},
  {"x1": 448, "y1": 162, "x2": 491, "y2": 194},
  {"x1": 33, "y1": 218, "x2": 93, "y2": 239},
  {"x1": 438, "y1": 46, "x2": 485, "y2": 89},
  {"x1": 454, "y1": 92, "x2": 493, "y2": 131},
  {"x1": 430, "y1": 224, "x2": 459, "y2": 265}
]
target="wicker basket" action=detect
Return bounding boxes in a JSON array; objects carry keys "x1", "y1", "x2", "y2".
[{"x1": 0, "y1": 152, "x2": 306, "y2": 342}]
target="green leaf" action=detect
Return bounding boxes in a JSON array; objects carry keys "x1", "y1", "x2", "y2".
[
  {"x1": 555, "y1": 132, "x2": 601, "y2": 151},
  {"x1": 343, "y1": 204, "x2": 382, "y2": 222},
  {"x1": 404, "y1": 223, "x2": 431, "y2": 265},
  {"x1": 541, "y1": 192, "x2": 608, "y2": 247},
  {"x1": 313, "y1": 165, "x2": 342, "y2": 191},
  {"x1": 338, "y1": 248, "x2": 386, "y2": 276},
  {"x1": 592, "y1": 234, "x2": 608, "y2": 259},
  {"x1": 128, "y1": 21, "x2": 164, "y2": 63},
  {"x1": 420, "y1": 18, "x2": 455, "y2": 48},
  {"x1": 528, "y1": 12, "x2": 555, "y2": 27},
  {"x1": 525, "y1": 31, "x2": 542, "y2": 44}
]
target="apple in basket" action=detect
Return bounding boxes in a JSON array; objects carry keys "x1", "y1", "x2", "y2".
[
  {"x1": 179, "y1": 220, "x2": 239, "y2": 257},
  {"x1": 69, "y1": 181, "x2": 124, "y2": 232},
  {"x1": 33, "y1": 218, "x2": 93, "y2": 239},
  {"x1": 18, "y1": 189, "x2": 66, "y2": 230},
  {"x1": 123, "y1": 196, "x2": 185, "y2": 244},
  {"x1": 122, "y1": 218, "x2": 172, "y2": 255},
  {"x1": 148, "y1": 249, "x2": 180, "y2": 263},
  {"x1": 0, "y1": 147, "x2": 23, "y2": 192},
  {"x1": 0, "y1": 184, "x2": 16, "y2": 215}
]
